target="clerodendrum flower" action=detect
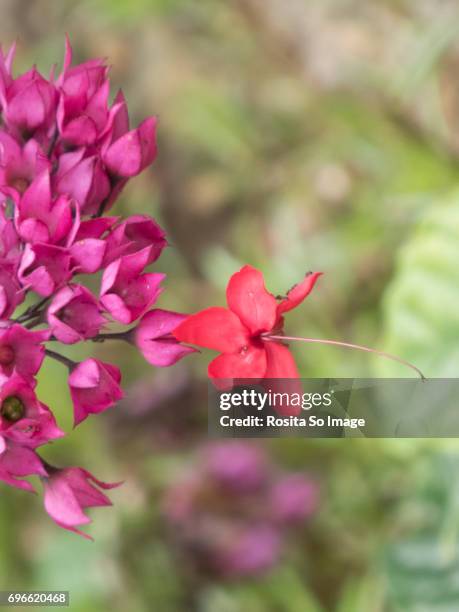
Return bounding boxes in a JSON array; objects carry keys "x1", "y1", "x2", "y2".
[
  {"x1": 0, "y1": 38, "x2": 193, "y2": 538},
  {"x1": 174, "y1": 264, "x2": 425, "y2": 383},
  {"x1": 174, "y1": 265, "x2": 322, "y2": 379},
  {"x1": 42, "y1": 467, "x2": 122, "y2": 540},
  {"x1": 0, "y1": 38, "x2": 424, "y2": 539}
]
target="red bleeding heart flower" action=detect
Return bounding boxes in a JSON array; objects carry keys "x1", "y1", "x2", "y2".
[{"x1": 173, "y1": 265, "x2": 322, "y2": 381}]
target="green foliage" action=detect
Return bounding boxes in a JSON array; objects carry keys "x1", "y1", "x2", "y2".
[
  {"x1": 378, "y1": 192, "x2": 459, "y2": 376},
  {"x1": 384, "y1": 455, "x2": 459, "y2": 611},
  {"x1": 201, "y1": 568, "x2": 323, "y2": 612}
]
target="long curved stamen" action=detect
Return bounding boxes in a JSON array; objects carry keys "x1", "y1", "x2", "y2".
[{"x1": 264, "y1": 335, "x2": 426, "y2": 380}]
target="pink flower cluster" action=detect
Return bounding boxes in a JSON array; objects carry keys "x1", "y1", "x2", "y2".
[
  {"x1": 163, "y1": 441, "x2": 318, "y2": 578},
  {"x1": 0, "y1": 39, "x2": 193, "y2": 538}
]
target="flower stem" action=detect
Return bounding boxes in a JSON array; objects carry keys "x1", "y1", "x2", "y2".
[
  {"x1": 265, "y1": 335, "x2": 426, "y2": 380},
  {"x1": 14, "y1": 297, "x2": 49, "y2": 323},
  {"x1": 45, "y1": 349, "x2": 76, "y2": 370},
  {"x1": 24, "y1": 314, "x2": 43, "y2": 329},
  {"x1": 92, "y1": 331, "x2": 131, "y2": 342},
  {"x1": 37, "y1": 453, "x2": 58, "y2": 474}
]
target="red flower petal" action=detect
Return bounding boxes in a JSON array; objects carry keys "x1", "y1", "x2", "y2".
[
  {"x1": 264, "y1": 341, "x2": 299, "y2": 378},
  {"x1": 277, "y1": 272, "x2": 322, "y2": 317},
  {"x1": 226, "y1": 265, "x2": 278, "y2": 335},
  {"x1": 173, "y1": 307, "x2": 249, "y2": 353},
  {"x1": 262, "y1": 342, "x2": 302, "y2": 415},
  {"x1": 208, "y1": 345, "x2": 267, "y2": 380}
]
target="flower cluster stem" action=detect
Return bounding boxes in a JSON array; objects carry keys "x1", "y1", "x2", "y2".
[
  {"x1": 14, "y1": 297, "x2": 49, "y2": 324},
  {"x1": 92, "y1": 331, "x2": 131, "y2": 342},
  {"x1": 44, "y1": 349, "x2": 76, "y2": 370}
]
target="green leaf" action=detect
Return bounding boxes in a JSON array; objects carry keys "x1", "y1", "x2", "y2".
[
  {"x1": 377, "y1": 191, "x2": 459, "y2": 377},
  {"x1": 385, "y1": 534, "x2": 459, "y2": 611},
  {"x1": 336, "y1": 575, "x2": 385, "y2": 612},
  {"x1": 200, "y1": 567, "x2": 323, "y2": 612},
  {"x1": 383, "y1": 454, "x2": 459, "y2": 611}
]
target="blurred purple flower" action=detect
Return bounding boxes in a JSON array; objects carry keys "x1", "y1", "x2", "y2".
[
  {"x1": 215, "y1": 524, "x2": 282, "y2": 577},
  {"x1": 204, "y1": 441, "x2": 268, "y2": 493},
  {"x1": 270, "y1": 474, "x2": 319, "y2": 523},
  {"x1": 162, "y1": 441, "x2": 318, "y2": 579}
]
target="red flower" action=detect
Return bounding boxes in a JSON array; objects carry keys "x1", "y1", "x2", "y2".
[{"x1": 173, "y1": 265, "x2": 322, "y2": 381}]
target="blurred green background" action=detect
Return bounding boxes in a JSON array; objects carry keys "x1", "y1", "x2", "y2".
[{"x1": 2, "y1": 0, "x2": 459, "y2": 610}]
